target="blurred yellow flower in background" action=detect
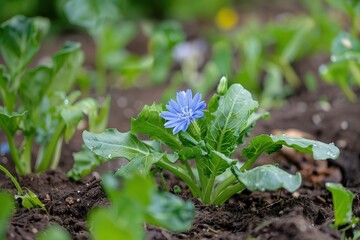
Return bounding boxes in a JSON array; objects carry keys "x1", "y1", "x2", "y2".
[{"x1": 215, "y1": 6, "x2": 239, "y2": 30}]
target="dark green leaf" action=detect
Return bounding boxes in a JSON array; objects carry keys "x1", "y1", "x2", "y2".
[
  {"x1": 205, "y1": 84, "x2": 258, "y2": 156},
  {"x1": 231, "y1": 165, "x2": 302, "y2": 192},
  {"x1": 326, "y1": 183, "x2": 355, "y2": 227},
  {"x1": 83, "y1": 129, "x2": 151, "y2": 160},
  {"x1": 67, "y1": 146, "x2": 107, "y2": 181},
  {"x1": 242, "y1": 134, "x2": 340, "y2": 160},
  {"x1": 146, "y1": 191, "x2": 195, "y2": 232},
  {"x1": 131, "y1": 104, "x2": 182, "y2": 150},
  {"x1": 0, "y1": 192, "x2": 15, "y2": 239}
]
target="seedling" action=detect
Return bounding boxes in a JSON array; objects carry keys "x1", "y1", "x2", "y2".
[
  {"x1": 0, "y1": 15, "x2": 109, "y2": 175},
  {"x1": 326, "y1": 183, "x2": 360, "y2": 240},
  {"x1": 80, "y1": 77, "x2": 339, "y2": 205},
  {"x1": 0, "y1": 192, "x2": 14, "y2": 239},
  {"x1": 0, "y1": 165, "x2": 45, "y2": 211}
]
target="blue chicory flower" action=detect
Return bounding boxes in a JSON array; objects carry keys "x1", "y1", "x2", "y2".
[{"x1": 161, "y1": 89, "x2": 206, "y2": 134}]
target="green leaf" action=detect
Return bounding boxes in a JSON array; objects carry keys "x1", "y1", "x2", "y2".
[
  {"x1": 242, "y1": 134, "x2": 340, "y2": 160},
  {"x1": 18, "y1": 66, "x2": 52, "y2": 109},
  {"x1": 83, "y1": 129, "x2": 151, "y2": 160},
  {"x1": 88, "y1": 208, "x2": 142, "y2": 240},
  {"x1": 326, "y1": 183, "x2": 355, "y2": 227},
  {"x1": 131, "y1": 104, "x2": 182, "y2": 150},
  {"x1": 115, "y1": 153, "x2": 164, "y2": 178},
  {"x1": 0, "y1": 15, "x2": 49, "y2": 84},
  {"x1": 67, "y1": 146, "x2": 107, "y2": 181},
  {"x1": 0, "y1": 109, "x2": 26, "y2": 135},
  {"x1": 237, "y1": 111, "x2": 269, "y2": 145},
  {"x1": 64, "y1": 0, "x2": 120, "y2": 34},
  {"x1": 37, "y1": 225, "x2": 72, "y2": 240},
  {"x1": 0, "y1": 192, "x2": 15, "y2": 240},
  {"x1": 16, "y1": 189, "x2": 46, "y2": 211},
  {"x1": 331, "y1": 32, "x2": 360, "y2": 62},
  {"x1": 205, "y1": 84, "x2": 258, "y2": 156},
  {"x1": 203, "y1": 150, "x2": 237, "y2": 177},
  {"x1": 231, "y1": 165, "x2": 302, "y2": 192},
  {"x1": 146, "y1": 191, "x2": 195, "y2": 232},
  {"x1": 48, "y1": 41, "x2": 84, "y2": 93}
]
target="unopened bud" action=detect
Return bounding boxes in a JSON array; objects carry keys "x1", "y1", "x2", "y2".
[{"x1": 217, "y1": 76, "x2": 228, "y2": 95}]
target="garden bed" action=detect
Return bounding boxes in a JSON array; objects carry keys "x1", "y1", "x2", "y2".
[{"x1": 1, "y1": 78, "x2": 359, "y2": 239}]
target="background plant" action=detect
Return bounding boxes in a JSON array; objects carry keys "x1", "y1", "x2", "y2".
[
  {"x1": 76, "y1": 77, "x2": 339, "y2": 204},
  {"x1": 319, "y1": 0, "x2": 360, "y2": 102},
  {"x1": 0, "y1": 15, "x2": 110, "y2": 175},
  {"x1": 326, "y1": 183, "x2": 360, "y2": 240}
]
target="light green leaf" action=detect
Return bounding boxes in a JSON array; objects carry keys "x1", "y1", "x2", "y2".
[
  {"x1": 0, "y1": 192, "x2": 15, "y2": 240},
  {"x1": 48, "y1": 41, "x2": 84, "y2": 93},
  {"x1": 146, "y1": 191, "x2": 195, "y2": 232},
  {"x1": 64, "y1": 0, "x2": 119, "y2": 34},
  {"x1": 205, "y1": 84, "x2": 258, "y2": 156},
  {"x1": 88, "y1": 208, "x2": 141, "y2": 240},
  {"x1": 67, "y1": 146, "x2": 107, "y2": 181},
  {"x1": 231, "y1": 165, "x2": 302, "y2": 192},
  {"x1": 115, "y1": 153, "x2": 164, "y2": 178},
  {"x1": 326, "y1": 183, "x2": 355, "y2": 227},
  {"x1": 331, "y1": 32, "x2": 360, "y2": 62},
  {"x1": 238, "y1": 111, "x2": 269, "y2": 145},
  {"x1": 16, "y1": 189, "x2": 46, "y2": 211},
  {"x1": 0, "y1": 109, "x2": 26, "y2": 135},
  {"x1": 242, "y1": 134, "x2": 340, "y2": 160},
  {"x1": 0, "y1": 15, "x2": 49, "y2": 84},
  {"x1": 37, "y1": 225, "x2": 72, "y2": 240},
  {"x1": 131, "y1": 104, "x2": 182, "y2": 150},
  {"x1": 203, "y1": 150, "x2": 237, "y2": 177},
  {"x1": 83, "y1": 129, "x2": 151, "y2": 160}
]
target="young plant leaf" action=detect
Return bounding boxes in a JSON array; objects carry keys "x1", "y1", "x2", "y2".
[
  {"x1": 203, "y1": 150, "x2": 237, "y2": 177},
  {"x1": 0, "y1": 192, "x2": 15, "y2": 239},
  {"x1": 0, "y1": 16, "x2": 49, "y2": 83},
  {"x1": 242, "y1": 134, "x2": 340, "y2": 160},
  {"x1": 0, "y1": 109, "x2": 26, "y2": 135},
  {"x1": 67, "y1": 145, "x2": 107, "y2": 181},
  {"x1": 231, "y1": 165, "x2": 302, "y2": 192},
  {"x1": 331, "y1": 32, "x2": 360, "y2": 62},
  {"x1": 48, "y1": 41, "x2": 84, "y2": 93},
  {"x1": 131, "y1": 103, "x2": 182, "y2": 150},
  {"x1": 83, "y1": 129, "x2": 151, "y2": 160},
  {"x1": 146, "y1": 191, "x2": 195, "y2": 232},
  {"x1": 115, "y1": 153, "x2": 165, "y2": 178},
  {"x1": 205, "y1": 84, "x2": 258, "y2": 156},
  {"x1": 326, "y1": 183, "x2": 355, "y2": 227},
  {"x1": 37, "y1": 225, "x2": 72, "y2": 240},
  {"x1": 16, "y1": 189, "x2": 46, "y2": 212}
]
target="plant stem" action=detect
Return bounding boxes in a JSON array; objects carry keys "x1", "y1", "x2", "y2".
[
  {"x1": 213, "y1": 182, "x2": 246, "y2": 205},
  {"x1": 181, "y1": 159, "x2": 197, "y2": 184},
  {"x1": 5, "y1": 133, "x2": 25, "y2": 175},
  {"x1": 35, "y1": 122, "x2": 65, "y2": 172},
  {"x1": 20, "y1": 136, "x2": 33, "y2": 174},
  {"x1": 349, "y1": 61, "x2": 360, "y2": 86},
  {"x1": 0, "y1": 164, "x2": 23, "y2": 195},
  {"x1": 203, "y1": 175, "x2": 216, "y2": 204},
  {"x1": 157, "y1": 159, "x2": 201, "y2": 197},
  {"x1": 50, "y1": 138, "x2": 63, "y2": 170}
]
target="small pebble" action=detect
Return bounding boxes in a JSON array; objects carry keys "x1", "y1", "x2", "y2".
[
  {"x1": 336, "y1": 139, "x2": 347, "y2": 148},
  {"x1": 32, "y1": 228, "x2": 38, "y2": 234},
  {"x1": 65, "y1": 196, "x2": 74, "y2": 205},
  {"x1": 292, "y1": 192, "x2": 300, "y2": 198},
  {"x1": 340, "y1": 121, "x2": 349, "y2": 130},
  {"x1": 312, "y1": 114, "x2": 322, "y2": 125},
  {"x1": 116, "y1": 97, "x2": 128, "y2": 108}
]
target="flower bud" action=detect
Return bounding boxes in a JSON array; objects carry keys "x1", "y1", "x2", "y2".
[{"x1": 217, "y1": 76, "x2": 228, "y2": 95}]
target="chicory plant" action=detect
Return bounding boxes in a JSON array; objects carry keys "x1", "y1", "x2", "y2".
[
  {"x1": 0, "y1": 15, "x2": 109, "y2": 175},
  {"x1": 83, "y1": 77, "x2": 339, "y2": 204}
]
